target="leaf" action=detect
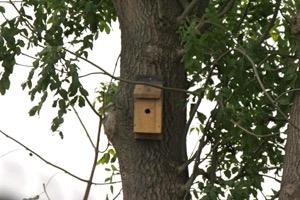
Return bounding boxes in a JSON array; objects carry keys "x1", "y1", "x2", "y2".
[
  {"x1": 97, "y1": 153, "x2": 110, "y2": 165},
  {"x1": 0, "y1": 6, "x2": 5, "y2": 13},
  {"x1": 78, "y1": 96, "x2": 85, "y2": 107},
  {"x1": 224, "y1": 170, "x2": 231, "y2": 178},
  {"x1": 29, "y1": 106, "x2": 39, "y2": 116},
  {"x1": 110, "y1": 185, "x2": 114, "y2": 194}
]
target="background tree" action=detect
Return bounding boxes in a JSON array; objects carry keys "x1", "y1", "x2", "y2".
[
  {"x1": 0, "y1": 0, "x2": 299, "y2": 199},
  {"x1": 279, "y1": 2, "x2": 300, "y2": 199}
]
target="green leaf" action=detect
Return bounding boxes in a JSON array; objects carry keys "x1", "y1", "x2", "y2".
[
  {"x1": 97, "y1": 153, "x2": 110, "y2": 165},
  {"x1": 78, "y1": 96, "x2": 85, "y2": 107},
  {"x1": 29, "y1": 106, "x2": 39, "y2": 116},
  {"x1": 0, "y1": 6, "x2": 5, "y2": 13}
]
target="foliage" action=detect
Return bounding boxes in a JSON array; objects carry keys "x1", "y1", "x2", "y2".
[
  {"x1": 180, "y1": 0, "x2": 298, "y2": 198},
  {"x1": 0, "y1": 0, "x2": 116, "y2": 135},
  {"x1": 0, "y1": 0, "x2": 299, "y2": 199}
]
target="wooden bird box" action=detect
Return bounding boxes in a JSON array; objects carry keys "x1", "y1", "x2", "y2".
[{"x1": 133, "y1": 78, "x2": 162, "y2": 140}]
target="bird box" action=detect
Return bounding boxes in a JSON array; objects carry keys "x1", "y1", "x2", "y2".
[{"x1": 133, "y1": 80, "x2": 162, "y2": 140}]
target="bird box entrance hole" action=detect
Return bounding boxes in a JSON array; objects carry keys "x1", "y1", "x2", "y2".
[{"x1": 133, "y1": 76, "x2": 162, "y2": 140}]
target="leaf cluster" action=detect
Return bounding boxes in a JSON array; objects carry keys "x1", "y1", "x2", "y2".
[
  {"x1": 181, "y1": 0, "x2": 298, "y2": 198},
  {"x1": 0, "y1": 0, "x2": 116, "y2": 134}
]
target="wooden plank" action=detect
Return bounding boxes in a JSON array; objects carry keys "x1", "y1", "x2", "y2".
[
  {"x1": 134, "y1": 85, "x2": 161, "y2": 99},
  {"x1": 134, "y1": 100, "x2": 161, "y2": 134}
]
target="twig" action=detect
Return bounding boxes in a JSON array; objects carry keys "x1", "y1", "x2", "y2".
[
  {"x1": 84, "y1": 96, "x2": 102, "y2": 118},
  {"x1": 0, "y1": 148, "x2": 21, "y2": 159},
  {"x1": 184, "y1": 49, "x2": 232, "y2": 135},
  {"x1": 79, "y1": 72, "x2": 104, "y2": 78},
  {"x1": 258, "y1": 0, "x2": 281, "y2": 45},
  {"x1": 0, "y1": 0, "x2": 22, "y2": 2},
  {"x1": 7, "y1": 6, "x2": 197, "y2": 96},
  {"x1": 275, "y1": 88, "x2": 300, "y2": 102},
  {"x1": 259, "y1": 173, "x2": 281, "y2": 183},
  {"x1": 235, "y1": 46, "x2": 300, "y2": 132},
  {"x1": 112, "y1": 188, "x2": 122, "y2": 200},
  {"x1": 21, "y1": 52, "x2": 38, "y2": 60},
  {"x1": 43, "y1": 183, "x2": 51, "y2": 200},
  {"x1": 72, "y1": 106, "x2": 96, "y2": 149},
  {"x1": 15, "y1": 62, "x2": 33, "y2": 68},
  {"x1": 230, "y1": 119, "x2": 280, "y2": 139},
  {"x1": 183, "y1": 111, "x2": 217, "y2": 199},
  {"x1": 0, "y1": 128, "x2": 119, "y2": 186},
  {"x1": 233, "y1": 0, "x2": 253, "y2": 33},
  {"x1": 177, "y1": 0, "x2": 202, "y2": 22},
  {"x1": 217, "y1": 0, "x2": 236, "y2": 18},
  {"x1": 83, "y1": 117, "x2": 103, "y2": 200}
]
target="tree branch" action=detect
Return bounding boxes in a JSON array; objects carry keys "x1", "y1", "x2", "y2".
[
  {"x1": 235, "y1": 46, "x2": 300, "y2": 132},
  {"x1": 184, "y1": 49, "x2": 232, "y2": 135},
  {"x1": 79, "y1": 72, "x2": 105, "y2": 78},
  {"x1": 177, "y1": 0, "x2": 202, "y2": 22},
  {"x1": 112, "y1": 188, "x2": 123, "y2": 200},
  {"x1": 72, "y1": 106, "x2": 96, "y2": 149},
  {"x1": 0, "y1": 128, "x2": 119, "y2": 186},
  {"x1": 233, "y1": 0, "x2": 252, "y2": 33},
  {"x1": 230, "y1": 119, "x2": 281, "y2": 139},
  {"x1": 258, "y1": 0, "x2": 281, "y2": 45},
  {"x1": 217, "y1": 0, "x2": 236, "y2": 18},
  {"x1": 5, "y1": 5, "x2": 198, "y2": 97},
  {"x1": 43, "y1": 183, "x2": 51, "y2": 200},
  {"x1": 178, "y1": 0, "x2": 189, "y2": 9},
  {"x1": 83, "y1": 117, "x2": 103, "y2": 199}
]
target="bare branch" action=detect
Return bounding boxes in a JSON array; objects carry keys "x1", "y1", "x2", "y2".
[
  {"x1": 177, "y1": 0, "x2": 202, "y2": 22},
  {"x1": 43, "y1": 184, "x2": 51, "y2": 200},
  {"x1": 72, "y1": 106, "x2": 96, "y2": 149},
  {"x1": 0, "y1": 148, "x2": 21, "y2": 159},
  {"x1": 0, "y1": 0, "x2": 22, "y2": 3},
  {"x1": 230, "y1": 119, "x2": 280, "y2": 139},
  {"x1": 112, "y1": 188, "x2": 123, "y2": 200},
  {"x1": 79, "y1": 72, "x2": 104, "y2": 78},
  {"x1": 0, "y1": 128, "x2": 119, "y2": 186},
  {"x1": 83, "y1": 117, "x2": 103, "y2": 199},
  {"x1": 275, "y1": 88, "x2": 300, "y2": 102}
]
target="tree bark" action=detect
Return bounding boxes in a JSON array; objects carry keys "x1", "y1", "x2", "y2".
[
  {"x1": 279, "y1": 93, "x2": 300, "y2": 200},
  {"x1": 279, "y1": 11, "x2": 300, "y2": 200},
  {"x1": 109, "y1": 1, "x2": 189, "y2": 200}
]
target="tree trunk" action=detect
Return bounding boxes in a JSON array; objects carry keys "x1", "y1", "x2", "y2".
[
  {"x1": 109, "y1": 1, "x2": 189, "y2": 200},
  {"x1": 279, "y1": 93, "x2": 300, "y2": 200},
  {"x1": 279, "y1": 11, "x2": 300, "y2": 200}
]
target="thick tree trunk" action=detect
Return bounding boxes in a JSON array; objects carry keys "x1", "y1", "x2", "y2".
[
  {"x1": 279, "y1": 94, "x2": 300, "y2": 200},
  {"x1": 109, "y1": 1, "x2": 189, "y2": 200},
  {"x1": 279, "y1": 11, "x2": 300, "y2": 200}
]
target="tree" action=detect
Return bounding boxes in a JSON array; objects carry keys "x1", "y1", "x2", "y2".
[
  {"x1": 279, "y1": 5, "x2": 300, "y2": 199},
  {"x1": 0, "y1": 0, "x2": 299, "y2": 199}
]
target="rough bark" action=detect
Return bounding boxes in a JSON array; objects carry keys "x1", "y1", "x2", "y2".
[
  {"x1": 279, "y1": 11, "x2": 300, "y2": 200},
  {"x1": 108, "y1": 1, "x2": 189, "y2": 200},
  {"x1": 279, "y1": 94, "x2": 300, "y2": 200}
]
